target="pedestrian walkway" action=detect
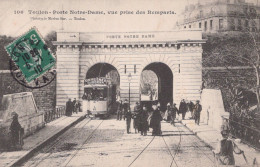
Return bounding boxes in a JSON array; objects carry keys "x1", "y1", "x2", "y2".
[
  {"x1": 182, "y1": 119, "x2": 260, "y2": 166},
  {"x1": 0, "y1": 112, "x2": 87, "y2": 167}
]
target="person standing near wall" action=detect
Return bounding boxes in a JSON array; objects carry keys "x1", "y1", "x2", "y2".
[
  {"x1": 10, "y1": 112, "x2": 23, "y2": 150},
  {"x1": 194, "y1": 100, "x2": 202, "y2": 125},
  {"x1": 123, "y1": 99, "x2": 129, "y2": 120},
  {"x1": 66, "y1": 98, "x2": 73, "y2": 116}
]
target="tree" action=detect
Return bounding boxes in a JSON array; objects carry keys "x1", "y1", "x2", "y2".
[
  {"x1": 0, "y1": 35, "x2": 16, "y2": 70},
  {"x1": 140, "y1": 70, "x2": 158, "y2": 98},
  {"x1": 44, "y1": 31, "x2": 57, "y2": 54},
  {"x1": 203, "y1": 20, "x2": 260, "y2": 111}
]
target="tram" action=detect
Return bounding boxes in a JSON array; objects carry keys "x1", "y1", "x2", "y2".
[{"x1": 82, "y1": 77, "x2": 116, "y2": 117}]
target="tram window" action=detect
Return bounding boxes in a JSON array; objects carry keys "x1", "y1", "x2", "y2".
[{"x1": 83, "y1": 87, "x2": 107, "y2": 101}]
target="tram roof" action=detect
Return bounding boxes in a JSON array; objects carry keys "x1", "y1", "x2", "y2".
[{"x1": 84, "y1": 84, "x2": 108, "y2": 88}]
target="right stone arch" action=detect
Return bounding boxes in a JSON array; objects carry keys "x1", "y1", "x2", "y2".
[{"x1": 140, "y1": 62, "x2": 174, "y2": 111}]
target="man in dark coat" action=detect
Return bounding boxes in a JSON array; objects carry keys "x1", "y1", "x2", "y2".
[
  {"x1": 194, "y1": 100, "x2": 202, "y2": 125},
  {"x1": 125, "y1": 109, "x2": 132, "y2": 134},
  {"x1": 72, "y1": 98, "x2": 77, "y2": 113},
  {"x1": 10, "y1": 112, "x2": 23, "y2": 150},
  {"x1": 123, "y1": 99, "x2": 129, "y2": 120},
  {"x1": 66, "y1": 98, "x2": 73, "y2": 116},
  {"x1": 188, "y1": 101, "x2": 195, "y2": 119},
  {"x1": 139, "y1": 105, "x2": 149, "y2": 136},
  {"x1": 150, "y1": 104, "x2": 162, "y2": 136},
  {"x1": 133, "y1": 102, "x2": 141, "y2": 133},
  {"x1": 117, "y1": 100, "x2": 123, "y2": 120},
  {"x1": 170, "y1": 103, "x2": 179, "y2": 126},
  {"x1": 213, "y1": 130, "x2": 243, "y2": 165},
  {"x1": 179, "y1": 99, "x2": 187, "y2": 120}
]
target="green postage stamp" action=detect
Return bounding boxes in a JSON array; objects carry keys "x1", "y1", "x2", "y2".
[{"x1": 5, "y1": 27, "x2": 56, "y2": 83}]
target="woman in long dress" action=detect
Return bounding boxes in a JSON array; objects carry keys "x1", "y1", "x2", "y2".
[
  {"x1": 139, "y1": 105, "x2": 149, "y2": 136},
  {"x1": 150, "y1": 104, "x2": 162, "y2": 136},
  {"x1": 133, "y1": 102, "x2": 141, "y2": 133}
]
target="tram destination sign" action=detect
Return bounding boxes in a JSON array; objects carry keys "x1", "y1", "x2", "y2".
[{"x1": 84, "y1": 77, "x2": 110, "y2": 85}]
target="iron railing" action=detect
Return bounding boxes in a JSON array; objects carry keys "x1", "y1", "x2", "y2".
[
  {"x1": 44, "y1": 106, "x2": 66, "y2": 123},
  {"x1": 222, "y1": 115, "x2": 260, "y2": 150}
]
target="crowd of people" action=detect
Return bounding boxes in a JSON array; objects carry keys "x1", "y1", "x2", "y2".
[
  {"x1": 164, "y1": 99, "x2": 202, "y2": 126},
  {"x1": 118, "y1": 100, "x2": 162, "y2": 136},
  {"x1": 116, "y1": 99, "x2": 245, "y2": 165},
  {"x1": 116, "y1": 99, "x2": 202, "y2": 136},
  {"x1": 65, "y1": 98, "x2": 81, "y2": 116}
]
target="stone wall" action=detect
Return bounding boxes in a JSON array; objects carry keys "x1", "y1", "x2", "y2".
[
  {"x1": 200, "y1": 89, "x2": 229, "y2": 131},
  {"x1": 0, "y1": 71, "x2": 56, "y2": 112}
]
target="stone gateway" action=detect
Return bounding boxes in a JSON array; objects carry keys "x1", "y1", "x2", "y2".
[{"x1": 53, "y1": 30, "x2": 205, "y2": 109}]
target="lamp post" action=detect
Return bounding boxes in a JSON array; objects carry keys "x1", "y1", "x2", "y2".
[{"x1": 128, "y1": 73, "x2": 132, "y2": 111}]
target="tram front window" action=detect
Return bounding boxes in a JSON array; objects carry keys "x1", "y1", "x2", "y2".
[{"x1": 83, "y1": 87, "x2": 107, "y2": 101}]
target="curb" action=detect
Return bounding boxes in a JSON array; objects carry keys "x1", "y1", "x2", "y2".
[
  {"x1": 10, "y1": 114, "x2": 88, "y2": 167},
  {"x1": 180, "y1": 121, "x2": 214, "y2": 150}
]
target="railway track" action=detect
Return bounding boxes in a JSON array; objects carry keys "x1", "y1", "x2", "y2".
[
  {"x1": 128, "y1": 123, "x2": 183, "y2": 167},
  {"x1": 20, "y1": 118, "x2": 215, "y2": 167},
  {"x1": 62, "y1": 120, "x2": 104, "y2": 166},
  {"x1": 21, "y1": 118, "x2": 105, "y2": 167},
  {"x1": 176, "y1": 125, "x2": 215, "y2": 164},
  {"x1": 161, "y1": 124, "x2": 182, "y2": 167}
]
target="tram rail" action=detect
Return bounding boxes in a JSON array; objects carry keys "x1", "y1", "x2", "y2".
[
  {"x1": 128, "y1": 122, "x2": 183, "y2": 167},
  {"x1": 20, "y1": 118, "x2": 92, "y2": 167},
  {"x1": 20, "y1": 117, "x2": 215, "y2": 167},
  {"x1": 62, "y1": 120, "x2": 104, "y2": 166},
  {"x1": 161, "y1": 124, "x2": 182, "y2": 167},
  {"x1": 177, "y1": 125, "x2": 215, "y2": 164}
]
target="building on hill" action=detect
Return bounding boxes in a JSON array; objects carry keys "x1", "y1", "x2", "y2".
[{"x1": 176, "y1": 0, "x2": 260, "y2": 33}]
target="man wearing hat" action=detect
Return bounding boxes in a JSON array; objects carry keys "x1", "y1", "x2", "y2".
[
  {"x1": 170, "y1": 103, "x2": 179, "y2": 126},
  {"x1": 133, "y1": 102, "x2": 141, "y2": 133},
  {"x1": 117, "y1": 100, "x2": 123, "y2": 120},
  {"x1": 10, "y1": 112, "x2": 23, "y2": 150},
  {"x1": 213, "y1": 129, "x2": 243, "y2": 165},
  {"x1": 66, "y1": 98, "x2": 73, "y2": 116},
  {"x1": 139, "y1": 105, "x2": 149, "y2": 136},
  {"x1": 194, "y1": 100, "x2": 202, "y2": 125},
  {"x1": 125, "y1": 109, "x2": 132, "y2": 134},
  {"x1": 179, "y1": 99, "x2": 188, "y2": 120},
  {"x1": 123, "y1": 99, "x2": 129, "y2": 120}
]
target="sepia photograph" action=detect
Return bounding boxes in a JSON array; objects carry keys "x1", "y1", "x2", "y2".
[{"x1": 0, "y1": 0, "x2": 259, "y2": 166}]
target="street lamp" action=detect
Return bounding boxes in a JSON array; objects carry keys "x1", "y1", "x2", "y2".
[{"x1": 128, "y1": 73, "x2": 132, "y2": 111}]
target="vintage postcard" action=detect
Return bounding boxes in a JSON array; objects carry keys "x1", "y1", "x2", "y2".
[{"x1": 0, "y1": 0, "x2": 259, "y2": 166}]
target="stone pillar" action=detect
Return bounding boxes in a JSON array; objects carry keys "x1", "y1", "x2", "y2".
[
  {"x1": 56, "y1": 45, "x2": 80, "y2": 106},
  {"x1": 120, "y1": 72, "x2": 140, "y2": 111},
  {"x1": 178, "y1": 43, "x2": 202, "y2": 103}
]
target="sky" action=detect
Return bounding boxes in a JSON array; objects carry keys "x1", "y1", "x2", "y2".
[
  {"x1": 0, "y1": 0, "x2": 257, "y2": 37},
  {"x1": 0, "y1": 0, "x2": 189, "y2": 37}
]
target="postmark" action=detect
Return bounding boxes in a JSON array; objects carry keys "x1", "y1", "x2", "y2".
[{"x1": 5, "y1": 27, "x2": 56, "y2": 88}]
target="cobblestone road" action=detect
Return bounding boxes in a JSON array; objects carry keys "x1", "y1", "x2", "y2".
[{"x1": 22, "y1": 116, "x2": 215, "y2": 167}]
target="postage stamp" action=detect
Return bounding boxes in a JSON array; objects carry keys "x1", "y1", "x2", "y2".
[{"x1": 5, "y1": 27, "x2": 56, "y2": 83}]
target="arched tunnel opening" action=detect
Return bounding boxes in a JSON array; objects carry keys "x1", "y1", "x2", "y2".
[
  {"x1": 85, "y1": 63, "x2": 120, "y2": 111},
  {"x1": 141, "y1": 62, "x2": 173, "y2": 111}
]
